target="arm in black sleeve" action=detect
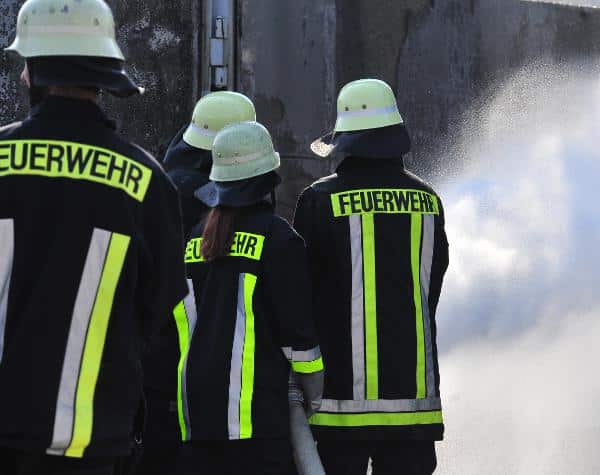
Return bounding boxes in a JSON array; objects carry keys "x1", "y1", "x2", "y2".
[
  {"x1": 429, "y1": 197, "x2": 449, "y2": 315},
  {"x1": 293, "y1": 187, "x2": 315, "y2": 245},
  {"x1": 140, "y1": 170, "x2": 189, "y2": 343},
  {"x1": 263, "y1": 222, "x2": 324, "y2": 415}
]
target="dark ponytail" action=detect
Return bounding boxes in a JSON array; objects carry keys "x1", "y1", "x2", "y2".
[{"x1": 201, "y1": 206, "x2": 238, "y2": 261}]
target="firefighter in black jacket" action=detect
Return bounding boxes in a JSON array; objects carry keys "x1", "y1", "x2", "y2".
[
  {"x1": 137, "y1": 91, "x2": 257, "y2": 475},
  {"x1": 0, "y1": 1, "x2": 188, "y2": 474},
  {"x1": 174, "y1": 121, "x2": 324, "y2": 474},
  {"x1": 294, "y1": 79, "x2": 449, "y2": 475}
]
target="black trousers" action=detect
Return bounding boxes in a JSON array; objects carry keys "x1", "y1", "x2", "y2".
[
  {"x1": 0, "y1": 448, "x2": 120, "y2": 475},
  {"x1": 174, "y1": 439, "x2": 297, "y2": 475},
  {"x1": 317, "y1": 440, "x2": 437, "y2": 475}
]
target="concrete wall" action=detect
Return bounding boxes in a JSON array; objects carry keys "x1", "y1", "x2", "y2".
[
  {"x1": 0, "y1": 0, "x2": 201, "y2": 158},
  {"x1": 2, "y1": 0, "x2": 600, "y2": 218},
  {"x1": 237, "y1": 0, "x2": 600, "y2": 215}
]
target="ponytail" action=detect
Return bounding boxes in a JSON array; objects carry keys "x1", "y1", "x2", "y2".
[{"x1": 201, "y1": 206, "x2": 238, "y2": 261}]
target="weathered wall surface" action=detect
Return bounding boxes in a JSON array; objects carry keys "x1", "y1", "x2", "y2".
[
  {"x1": 2, "y1": 0, "x2": 600, "y2": 218},
  {"x1": 0, "y1": 0, "x2": 200, "y2": 158},
  {"x1": 238, "y1": 0, "x2": 600, "y2": 215}
]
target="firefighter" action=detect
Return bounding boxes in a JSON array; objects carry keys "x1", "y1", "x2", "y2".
[
  {"x1": 294, "y1": 79, "x2": 450, "y2": 475},
  {"x1": 0, "y1": 1, "x2": 188, "y2": 474},
  {"x1": 137, "y1": 91, "x2": 256, "y2": 475},
  {"x1": 162, "y1": 91, "x2": 256, "y2": 238},
  {"x1": 173, "y1": 121, "x2": 324, "y2": 474}
]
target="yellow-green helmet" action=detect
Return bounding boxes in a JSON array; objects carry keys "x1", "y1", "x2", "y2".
[
  {"x1": 183, "y1": 91, "x2": 257, "y2": 151},
  {"x1": 210, "y1": 122, "x2": 280, "y2": 182},
  {"x1": 334, "y1": 79, "x2": 403, "y2": 132},
  {"x1": 5, "y1": 0, "x2": 124, "y2": 60}
]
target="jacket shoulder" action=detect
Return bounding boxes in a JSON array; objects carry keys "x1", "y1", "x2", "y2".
[
  {"x1": 0, "y1": 121, "x2": 24, "y2": 139},
  {"x1": 403, "y1": 169, "x2": 441, "y2": 197},
  {"x1": 268, "y1": 214, "x2": 304, "y2": 244},
  {"x1": 308, "y1": 172, "x2": 340, "y2": 194}
]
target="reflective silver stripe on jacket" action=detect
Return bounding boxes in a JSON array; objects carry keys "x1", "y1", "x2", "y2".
[
  {"x1": 48, "y1": 228, "x2": 111, "y2": 455},
  {"x1": 420, "y1": 215, "x2": 436, "y2": 397},
  {"x1": 180, "y1": 279, "x2": 199, "y2": 440},
  {"x1": 282, "y1": 346, "x2": 322, "y2": 362},
  {"x1": 349, "y1": 215, "x2": 366, "y2": 400},
  {"x1": 319, "y1": 397, "x2": 442, "y2": 413},
  {"x1": 0, "y1": 219, "x2": 14, "y2": 365},
  {"x1": 228, "y1": 274, "x2": 247, "y2": 439}
]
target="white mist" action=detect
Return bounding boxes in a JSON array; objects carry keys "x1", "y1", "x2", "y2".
[{"x1": 435, "y1": 63, "x2": 600, "y2": 474}]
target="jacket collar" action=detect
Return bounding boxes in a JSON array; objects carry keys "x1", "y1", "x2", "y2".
[
  {"x1": 336, "y1": 156, "x2": 405, "y2": 175},
  {"x1": 30, "y1": 95, "x2": 117, "y2": 130}
]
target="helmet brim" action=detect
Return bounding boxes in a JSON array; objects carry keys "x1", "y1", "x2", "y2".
[
  {"x1": 194, "y1": 171, "x2": 282, "y2": 208},
  {"x1": 27, "y1": 56, "x2": 144, "y2": 98},
  {"x1": 311, "y1": 123, "x2": 412, "y2": 159}
]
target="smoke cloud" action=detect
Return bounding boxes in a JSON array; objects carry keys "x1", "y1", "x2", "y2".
[{"x1": 434, "y1": 63, "x2": 600, "y2": 474}]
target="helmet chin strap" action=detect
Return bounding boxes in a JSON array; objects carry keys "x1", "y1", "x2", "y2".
[{"x1": 270, "y1": 190, "x2": 277, "y2": 209}]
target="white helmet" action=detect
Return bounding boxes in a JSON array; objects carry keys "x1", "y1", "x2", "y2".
[{"x1": 6, "y1": 0, "x2": 125, "y2": 60}]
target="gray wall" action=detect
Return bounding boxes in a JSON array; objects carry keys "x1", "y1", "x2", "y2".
[{"x1": 2, "y1": 0, "x2": 600, "y2": 217}]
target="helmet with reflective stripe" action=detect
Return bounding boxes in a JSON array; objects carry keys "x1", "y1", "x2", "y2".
[
  {"x1": 334, "y1": 79, "x2": 403, "y2": 133},
  {"x1": 5, "y1": 0, "x2": 124, "y2": 60},
  {"x1": 183, "y1": 91, "x2": 257, "y2": 151},
  {"x1": 210, "y1": 121, "x2": 280, "y2": 182}
]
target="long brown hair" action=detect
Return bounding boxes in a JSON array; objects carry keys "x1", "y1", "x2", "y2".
[{"x1": 201, "y1": 206, "x2": 238, "y2": 261}]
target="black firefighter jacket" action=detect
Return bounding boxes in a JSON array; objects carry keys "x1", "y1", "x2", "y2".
[
  {"x1": 0, "y1": 96, "x2": 188, "y2": 457},
  {"x1": 294, "y1": 157, "x2": 449, "y2": 441},
  {"x1": 176, "y1": 203, "x2": 324, "y2": 442}
]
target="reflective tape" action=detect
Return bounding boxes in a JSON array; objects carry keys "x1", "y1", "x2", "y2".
[
  {"x1": 188, "y1": 122, "x2": 218, "y2": 138},
  {"x1": 283, "y1": 346, "x2": 324, "y2": 373},
  {"x1": 216, "y1": 149, "x2": 274, "y2": 166},
  {"x1": 0, "y1": 140, "x2": 152, "y2": 202},
  {"x1": 0, "y1": 219, "x2": 14, "y2": 365},
  {"x1": 420, "y1": 215, "x2": 437, "y2": 397},
  {"x1": 310, "y1": 411, "x2": 443, "y2": 427},
  {"x1": 362, "y1": 214, "x2": 379, "y2": 400},
  {"x1": 292, "y1": 356, "x2": 324, "y2": 374},
  {"x1": 185, "y1": 232, "x2": 265, "y2": 263},
  {"x1": 286, "y1": 346, "x2": 322, "y2": 362},
  {"x1": 319, "y1": 397, "x2": 442, "y2": 413},
  {"x1": 411, "y1": 214, "x2": 426, "y2": 399},
  {"x1": 349, "y1": 215, "x2": 365, "y2": 400},
  {"x1": 337, "y1": 105, "x2": 401, "y2": 120},
  {"x1": 49, "y1": 229, "x2": 130, "y2": 457},
  {"x1": 331, "y1": 189, "x2": 439, "y2": 218},
  {"x1": 228, "y1": 273, "x2": 257, "y2": 440},
  {"x1": 175, "y1": 280, "x2": 198, "y2": 442},
  {"x1": 23, "y1": 25, "x2": 106, "y2": 36}
]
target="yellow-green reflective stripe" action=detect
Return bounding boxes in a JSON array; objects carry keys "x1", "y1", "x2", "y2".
[
  {"x1": 411, "y1": 214, "x2": 426, "y2": 400},
  {"x1": 65, "y1": 232, "x2": 130, "y2": 458},
  {"x1": 292, "y1": 356, "x2": 324, "y2": 374},
  {"x1": 174, "y1": 301, "x2": 190, "y2": 441},
  {"x1": 240, "y1": 274, "x2": 257, "y2": 439},
  {"x1": 185, "y1": 232, "x2": 265, "y2": 263},
  {"x1": 0, "y1": 140, "x2": 152, "y2": 202},
  {"x1": 362, "y1": 214, "x2": 378, "y2": 400},
  {"x1": 330, "y1": 188, "x2": 440, "y2": 217},
  {"x1": 309, "y1": 411, "x2": 443, "y2": 427}
]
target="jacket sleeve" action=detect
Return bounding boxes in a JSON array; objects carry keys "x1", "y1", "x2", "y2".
[
  {"x1": 262, "y1": 222, "x2": 324, "y2": 413},
  {"x1": 429, "y1": 196, "x2": 449, "y2": 315},
  {"x1": 293, "y1": 187, "x2": 315, "y2": 247},
  {"x1": 140, "y1": 169, "x2": 189, "y2": 342}
]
